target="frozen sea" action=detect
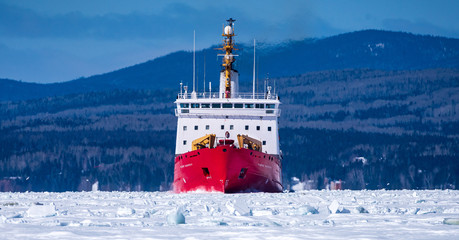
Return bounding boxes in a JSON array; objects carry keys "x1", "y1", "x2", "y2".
[{"x1": 1, "y1": 190, "x2": 458, "y2": 239}]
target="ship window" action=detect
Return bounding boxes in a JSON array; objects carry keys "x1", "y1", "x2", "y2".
[
  {"x1": 181, "y1": 109, "x2": 189, "y2": 113},
  {"x1": 238, "y1": 168, "x2": 248, "y2": 179},
  {"x1": 183, "y1": 126, "x2": 187, "y2": 131},
  {"x1": 266, "y1": 104, "x2": 275, "y2": 109},
  {"x1": 266, "y1": 110, "x2": 274, "y2": 114},
  {"x1": 256, "y1": 126, "x2": 260, "y2": 131},
  {"x1": 230, "y1": 125, "x2": 234, "y2": 130},
  {"x1": 201, "y1": 103, "x2": 210, "y2": 108},
  {"x1": 180, "y1": 103, "x2": 189, "y2": 108},
  {"x1": 183, "y1": 140, "x2": 187, "y2": 145},
  {"x1": 212, "y1": 103, "x2": 221, "y2": 108},
  {"x1": 245, "y1": 125, "x2": 249, "y2": 130},
  {"x1": 221, "y1": 125, "x2": 224, "y2": 130},
  {"x1": 202, "y1": 168, "x2": 210, "y2": 177},
  {"x1": 245, "y1": 104, "x2": 254, "y2": 108},
  {"x1": 194, "y1": 125, "x2": 198, "y2": 130},
  {"x1": 263, "y1": 141, "x2": 266, "y2": 145},
  {"x1": 206, "y1": 125, "x2": 210, "y2": 130},
  {"x1": 255, "y1": 104, "x2": 264, "y2": 109},
  {"x1": 222, "y1": 103, "x2": 232, "y2": 108},
  {"x1": 234, "y1": 103, "x2": 243, "y2": 108},
  {"x1": 268, "y1": 126, "x2": 272, "y2": 131},
  {"x1": 191, "y1": 103, "x2": 200, "y2": 108}
]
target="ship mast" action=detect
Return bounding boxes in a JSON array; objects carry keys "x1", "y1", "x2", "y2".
[{"x1": 221, "y1": 18, "x2": 236, "y2": 98}]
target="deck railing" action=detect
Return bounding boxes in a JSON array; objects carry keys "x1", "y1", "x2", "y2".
[{"x1": 177, "y1": 92, "x2": 278, "y2": 100}]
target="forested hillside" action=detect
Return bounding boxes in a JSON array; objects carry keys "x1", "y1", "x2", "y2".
[
  {"x1": 1, "y1": 69, "x2": 457, "y2": 191},
  {"x1": 278, "y1": 69, "x2": 459, "y2": 136},
  {"x1": 0, "y1": 90, "x2": 176, "y2": 191}
]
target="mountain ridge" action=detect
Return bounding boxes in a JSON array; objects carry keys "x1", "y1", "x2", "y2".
[{"x1": 2, "y1": 29, "x2": 459, "y2": 101}]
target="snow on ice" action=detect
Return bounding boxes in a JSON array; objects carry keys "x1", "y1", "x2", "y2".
[{"x1": 0, "y1": 190, "x2": 458, "y2": 239}]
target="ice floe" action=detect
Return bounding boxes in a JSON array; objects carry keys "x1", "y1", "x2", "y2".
[{"x1": 0, "y1": 190, "x2": 458, "y2": 239}]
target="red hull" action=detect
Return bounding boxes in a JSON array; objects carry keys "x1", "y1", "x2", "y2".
[{"x1": 173, "y1": 144, "x2": 282, "y2": 193}]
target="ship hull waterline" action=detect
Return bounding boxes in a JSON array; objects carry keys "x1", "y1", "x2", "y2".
[{"x1": 173, "y1": 145, "x2": 283, "y2": 193}]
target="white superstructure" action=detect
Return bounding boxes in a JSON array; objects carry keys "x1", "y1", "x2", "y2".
[
  {"x1": 174, "y1": 18, "x2": 281, "y2": 156},
  {"x1": 174, "y1": 92, "x2": 281, "y2": 155}
]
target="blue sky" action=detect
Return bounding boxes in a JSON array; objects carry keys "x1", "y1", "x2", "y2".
[{"x1": 1, "y1": 0, "x2": 458, "y2": 83}]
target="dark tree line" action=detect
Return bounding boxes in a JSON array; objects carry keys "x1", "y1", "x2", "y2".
[
  {"x1": 280, "y1": 128, "x2": 458, "y2": 190},
  {"x1": 0, "y1": 129, "x2": 175, "y2": 192}
]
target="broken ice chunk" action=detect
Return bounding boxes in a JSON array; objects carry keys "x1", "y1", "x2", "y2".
[
  {"x1": 116, "y1": 207, "x2": 135, "y2": 217},
  {"x1": 328, "y1": 200, "x2": 350, "y2": 214},
  {"x1": 26, "y1": 204, "x2": 56, "y2": 217},
  {"x1": 252, "y1": 210, "x2": 274, "y2": 216},
  {"x1": 80, "y1": 219, "x2": 93, "y2": 227},
  {"x1": 354, "y1": 206, "x2": 369, "y2": 214},
  {"x1": 167, "y1": 208, "x2": 185, "y2": 225},
  {"x1": 298, "y1": 205, "x2": 319, "y2": 215},
  {"x1": 444, "y1": 218, "x2": 459, "y2": 225},
  {"x1": 225, "y1": 198, "x2": 252, "y2": 216}
]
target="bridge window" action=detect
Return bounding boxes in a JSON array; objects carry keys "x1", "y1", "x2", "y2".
[
  {"x1": 201, "y1": 103, "x2": 210, "y2": 108},
  {"x1": 206, "y1": 125, "x2": 210, "y2": 130},
  {"x1": 183, "y1": 126, "x2": 187, "y2": 131},
  {"x1": 245, "y1": 125, "x2": 249, "y2": 130},
  {"x1": 255, "y1": 104, "x2": 264, "y2": 109},
  {"x1": 266, "y1": 104, "x2": 275, "y2": 109},
  {"x1": 234, "y1": 103, "x2": 243, "y2": 108},
  {"x1": 194, "y1": 125, "x2": 198, "y2": 130},
  {"x1": 256, "y1": 126, "x2": 260, "y2": 131},
  {"x1": 180, "y1": 103, "x2": 189, "y2": 108},
  {"x1": 245, "y1": 104, "x2": 254, "y2": 108},
  {"x1": 191, "y1": 103, "x2": 200, "y2": 108},
  {"x1": 263, "y1": 141, "x2": 266, "y2": 145},
  {"x1": 212, "y1": 103, "x2": 221, "y2": 108},
  {"x1": 268, "y1": 126, "x2": 272, "y2": 131},
  {"x1": 183, "y1": 140, "x2": 187, "y2": 145},
  {"x1": 230, "y1": 125, "x2": 234, "y2": 130},
  {"x1": 222, "y1": 103, "x2": 232, "y2": 108}
]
